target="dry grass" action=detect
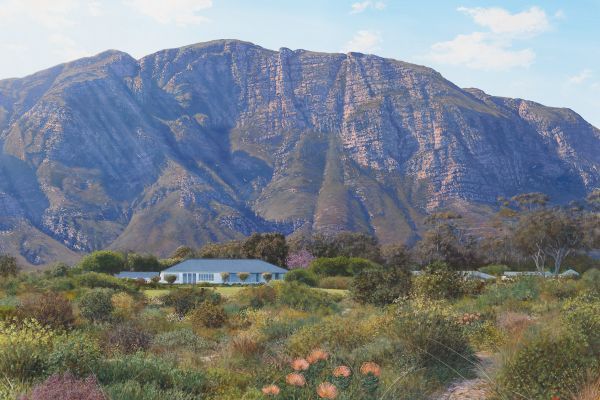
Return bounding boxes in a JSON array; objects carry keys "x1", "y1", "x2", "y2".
[
  {"x1": 496, "y1": 311, "x2": 533, "y2": 336},
  {"x1": 572, "y1": 375, "x2": 600, "y2": 400}
]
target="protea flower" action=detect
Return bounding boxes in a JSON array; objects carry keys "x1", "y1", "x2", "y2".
[
  {"x1": 307, "y1": 349, "x2": 329, "y2": 364},
  {"x1": 332, "y1": 365, "x2": 352, "y2": 378},
  {"x1": 261, "y1": 384, "x2": 281, "y2": 396},
  {"x1": 360, "y1": 362, "x2": 381, "y2": 377},
  {"x1": 316, "y1": 382, "x2": 338, "y2": 399},
  {"x1": 291, "y1": 358, "x2": 310, "y2": 371},
  {"x1": 286, "y1": 373, "x2": 306, "y2": 387}
]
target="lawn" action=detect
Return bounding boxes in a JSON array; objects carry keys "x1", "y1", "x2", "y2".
[{"x1": 143, "y1": 286, "x2": 348, "y2": 299}]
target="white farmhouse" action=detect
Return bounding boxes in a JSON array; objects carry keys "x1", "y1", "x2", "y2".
[{"x1": 159, "y1": 259, "x2": 287, "y2": 284}]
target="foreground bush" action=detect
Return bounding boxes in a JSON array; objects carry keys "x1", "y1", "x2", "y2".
[
  {"x1": 274, "y1": 282, "x2": 341, "y2": 312},
  {"x1": 78, "y1": 289, "x2": 114, "y2": 323},
  {"x1": 103, "y1": 322, "x2": 153, "y2": 355},
  {"x1": 562, "y1": 294, "x2": 600, "y2": 356},
  {"x1": 351, "y1": 266, "x2": 411, "y2": 306},
  {"x1": 496, "y1": 331, "x2": 596, "y2": 399},
  {"x1": 395, "y1": 299, "x2": 474, "y2": 381},
  {"x1": 16, "y1": 291, "x2": 75, "y2": 329},
  {"x1": 188, "y1": 301, "x2": 228, "y2": 329},
  {"x1": 411, "y1": 263, "x2": 464, "y2": 300},
  {"x1": 49, "y1": 332, "x2": 102, "y2": 377},
  {"x1": 235, "y1": 285, "x2": 277, "y2": 308},
  {"x1": 0, "y1": 319, "x2": 54, "y2": 381},
  {"x1": 284, "y1": 269, "x2": 319, "y2": 287},
  {"x1": 21, "y1": 373, "x2": 107, "y2": 400},
  {"x1": 161, "y1": 288, "x2": 221, "y2": 316}
]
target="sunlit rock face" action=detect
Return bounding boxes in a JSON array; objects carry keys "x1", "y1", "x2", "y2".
[{"x1": 0, "y1": 40, "x2": 598, "y2": 265}]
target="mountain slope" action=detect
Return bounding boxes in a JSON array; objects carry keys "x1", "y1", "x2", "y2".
[{"x1": 0, "y1": 40, "x2": 598, "y2": 266}]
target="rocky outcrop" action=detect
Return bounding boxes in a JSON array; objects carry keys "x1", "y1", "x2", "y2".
[{"x1": 0, "y1": 40, "x2": 598, "y2": 266}]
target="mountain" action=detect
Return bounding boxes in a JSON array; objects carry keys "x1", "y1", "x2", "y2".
[{"x1": 1, "y1": 39, "x2": 598, "y2": 267}]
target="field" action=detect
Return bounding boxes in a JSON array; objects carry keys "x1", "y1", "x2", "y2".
[{"x1": 0, "y1": 259, "x2": 598, "y2": 399}]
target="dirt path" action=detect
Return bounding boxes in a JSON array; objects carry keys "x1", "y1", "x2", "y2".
[{"x1": 435, "y1": 352, "x2": 494, "y2": 400}]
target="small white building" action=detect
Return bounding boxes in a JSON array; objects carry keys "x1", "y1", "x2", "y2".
[
  {"x1": 114, "y1": 271, "x2": 160, "y2": 282},
  {"x1": 159, "y1": 259, "x2": 287, "y2": 284}
]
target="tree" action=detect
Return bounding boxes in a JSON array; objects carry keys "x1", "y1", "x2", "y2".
[
  {"x1": 515, "y1": 209, "x2": 586, "y2": 274},
  {"x1": 0, "y1": 254, "x2": 20, "y2": 277},
  {"x1": 242, "y1": 233, "x2": 288, "y2": 267},
  {"x1": 262, "y1": 272, "x2": 272, "y2": 282},
  {"x1": 125, "y1": 253, "x2": 161, "y2": 272},
  {"x1": 381, "y1": 244, "x2": 412, "y2": 270},
  {"x1": 79, "y1": 251, "x2": 125, "y2": 275},
  {"x1": 414, "y1": 222, "x2": 478, "y2": 269},
  {"x1": 199, "y1": 241, "x2": 244, "y2": 259},
  {"x1": 309, "y1": 257, "x2": 380, "y2": 277},
  {"x1": 307, "y1": 232, "x2": 382, "y2": 263},
  {"x1": 285, "y1": 249, "x2": 315, "y2": 269},
  {"x1": 171, "y1": 246, "x2": 195, "y2": 260},
  {"x1": 238, "y1": 272, "x2": 249, "y2": 283},
  {"x1": 220, "y1": 272, "x2": 230, "y2": 284}
]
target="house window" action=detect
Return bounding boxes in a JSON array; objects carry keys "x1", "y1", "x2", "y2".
[
  {"x1": 198, "y1": 273, "x2": 214, "y2": 282},
  {"x1": 183, "y1": 273, "x2": 197, "y2": 284}
]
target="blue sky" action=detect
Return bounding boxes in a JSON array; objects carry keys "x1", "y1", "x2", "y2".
[{"x1": 0, "y1": 0, "x2": 598, "y2": 127}]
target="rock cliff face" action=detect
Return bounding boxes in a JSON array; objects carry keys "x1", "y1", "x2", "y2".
[{"x1": 0, "y1": 40, "x2": 598, "y2": 266}]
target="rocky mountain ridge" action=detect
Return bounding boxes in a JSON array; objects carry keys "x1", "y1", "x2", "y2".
[{"x1": 0, "y1": 40, "x2": 598, "y2": 267}]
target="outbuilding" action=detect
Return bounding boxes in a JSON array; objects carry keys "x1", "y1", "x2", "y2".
[{"x1": 159, "y1": 259, "x2": 287, "y2": 284}]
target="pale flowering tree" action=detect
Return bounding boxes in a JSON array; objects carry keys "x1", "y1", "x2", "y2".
[{"x1": 285, "y1": 249, "x2": 315, "y2": 270}]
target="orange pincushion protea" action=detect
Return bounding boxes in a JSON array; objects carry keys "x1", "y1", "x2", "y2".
[
  {"x1": 332, "y1": 365, "x2": 352, "y2": 378},
  {"x1": 307, "y1": 349, "x2": 329, "y2": 364},
  {"x1": 316, "y1": 382, "x2": 338, "y2": 399},
  {"x1": 291, "y1": 358, "x2": 310, "y2": 371},
  {"x1": 286, "y1": 373, "x2": 306, "y2": 387},
  {"x1": 261, "y1": 384, "x2": 281, "y2": 396},
  {"x1": 360, "y1": 362, "x2": 381, "y2": 377}
]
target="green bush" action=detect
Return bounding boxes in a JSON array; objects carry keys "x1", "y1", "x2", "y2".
[
  {"x1": 411, "y1": 263, "x2": 464, "y2": 300},
  {"x1": 309, "y1": 257, "x2": 381, "y2": 277},
  {"x1": 151, "y1": 328, "x2": 213, "y2": 353},
  {"x1": 351, "y1": 266, "x2": 412, "y2": 306},
  {"x1": 318, "y1": 276, "x2": 352, "y2": 290},
  {"x1": 103, "y1": 322, "x2": 153, "y2": 355},
  {"x1": 284, "y1": 269, "x2": 318, "y2": 287},
  {"x1": 48, "y1": 332, "x2": 101, "y2": 377},
  {"x1": 76, "y1": 272, "x2": 134, "y2": 292},
  {"x1": 582, "y1": 268, "x2": 600, "y2": 294},
  {"x1": 161, "y1": 288, "x2": 221, "y2": 316},
  {"x1": 496, "y1": 331, "x2": 596, "y2": 399},
  {"x1": 562, "y1": 294, "x2": 600, "y2": 355},
  {"x1": 274, "y1": 282, "x2": 340, "y2": 312},
  {"x1": 104, "y1": 380, "x2": 197, "y2": 400},
  {"x1": 78, "y1": 288, "x2": 115, "y2": 323},
  {"x1": 16, "y1": 291, "x2": 75, "y2": 329},
  {"x1": 478, "y1": 264, "x2": 509, "y2": 276},
  {"x1": 235, "y1": 285, "x2": 277, "y2": 309},
  {"x1": 96, "y1": 353, "x2": 205, "y2": 395},
  {"x1": 188, "y1": 301, "x2": 228, "y2": 329},
  {"x1": 79, "y1": 251, "x2": 125, "y2": 274},
  {"x1": 395, "y1": 299, "x2": 474, "y2": 381}
]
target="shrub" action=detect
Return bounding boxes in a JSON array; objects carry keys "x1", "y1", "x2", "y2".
[
  {"x1": 262, "y1": 272, "x2": 272, "y2": 282},
  {"x1": 0, "y1": 319, "x2": 54, "y2": 381},
  {"x1": 582, "y1": 268, "x2": 600, "y2": 294},
  {"x1": 104, "y1": 380, "x2": 197, "y2": 400},
  {"x1": 161, "y1": 288, "x2": 221, "y2": 316},
  {"x1": 496, "y1": 331, "x2": 596, "y2": 399},
  {"x1": 78, "y1": 288, "x2": 115, "y2": 323},
  {"x1": 309, "y1": 257, "x2": 380, "y2": 277},
  {"x1": 111, "y1": 292, "x2": 140, "y2": 320},
  {"x1": 103, "y1": 322, "x2": 152, "y2": 355},
  {"x1": 562, "y1": 294, "x2": 600, "y2": 355},
  {"x1": 188, "y1": 301, "x2": 228, "y2": 329},
  {"x1": 476, "y1": 277, "x2": 540, "y2": 307},
  {"x1": 274, "y1": 282, "x2": 340, "y2": 312},
  {"x1": 76, "y1": 272, "x2": 133, "y2": 292},
  {"x1": 284, "y1": 269, "x2": 319, "y2": 287},
  {"x1": 235, "y1": 285, "x2": 277, "y2": 309},
  {"x1": 16, "y1": 291, "x2": 75, "y2": 329},
  {"x1": 351, "y1": 267, "x2": 412, "y2": 306},
  {"x1": 95, "y1": 353, "x2": 204, "y2": 395},
  {"x1": 22, "y1": 373, "x2": 107, "y2": 400},
  {"x1": 48, "y1": 333, "x2": 102, "y2": 377},
  {"x1": 151, "y1": 328, "x2": 212, "y2": 354},
  {"x1": 165, "y1": 275, "x2": 177, "y2": 284},
  {"x1": 395, "y1": 299, "x2": 474, "y2": 381},
  {"x1": 79, "y1": 251, "x2": 125, "y2": 274},
  {"x1": 318, "y1": 276, "x2": 352, "y2": 290},
  {"x1": 411, "y1": 263, "x2": 464, "y2": 300},
  {"x1": 478, "y1": 264, "x2": 509, "y2": 276}
]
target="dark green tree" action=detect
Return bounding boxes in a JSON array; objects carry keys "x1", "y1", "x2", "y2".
[
  {"x1": 79, "y1": 251, "x2": 125, "y2": 275},
  {"x1": 242, "y1": 233, "x2": 288, "y2": 267},
  {"x1": 0, "y1": 254, "x2": 20, "y2": 277}
]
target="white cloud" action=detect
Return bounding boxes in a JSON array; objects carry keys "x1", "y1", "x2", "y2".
[
  {"x1": 350, "y1": 1, "x2": 385, "y2": 14},
  {"x1": 48, "y1": 33, "x2": 90, "y2": 61},
  {"x1": 341, "y1": 30, "x2": 382, "y2": 53},
  {"x1": 427, "y1": 6, "x2": 552, "y2": 70},
  {"x1": 428, "y1": 32, "x2": 534, "y2": 70},
  {"x1": 458, "y1": 6, "x2": 550, "y2": 37},
  {"x1": 0, "y1": 0, "x2": 77, "y2": 28},
  {"x1": 87, "y1": 1, "x2": 104, "y2": 17},
  {"x1": 125, "y1": 0, "x2": 212, "y2": 26},
  {"x1": 568, "y1": 69, "x2": 593, "y2": 85}
]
